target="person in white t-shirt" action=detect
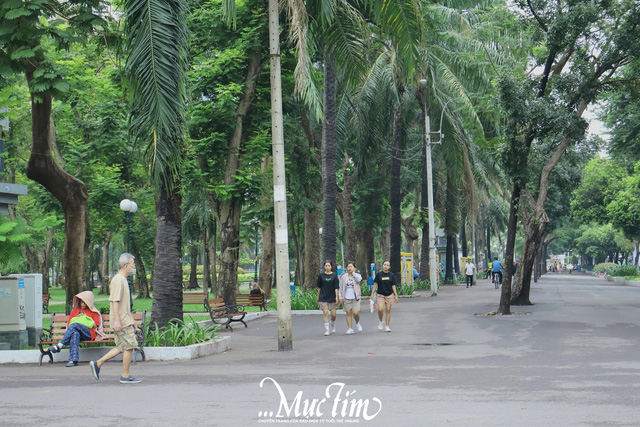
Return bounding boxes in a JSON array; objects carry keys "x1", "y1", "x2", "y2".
[{"x1": 465, "y1": 261, "x2": 476, "y2": 288}]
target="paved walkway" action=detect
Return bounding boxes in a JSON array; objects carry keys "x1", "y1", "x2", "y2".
[{"x1": 1, "y1": 273, "x2": 639, "y2": 426}]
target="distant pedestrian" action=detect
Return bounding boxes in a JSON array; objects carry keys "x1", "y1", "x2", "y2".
[
  {"x1": 317, "y1": 260, "x2": 339, "y2": 336},
  {"x1": 465, "y1": 261, "x2": 476, "y2": 288},
  {"x1": 90, "y1": 253, "x2": 142, "y2": 384},
  {"x1": 339, "y1": 261, "x2": 363, "y2": 335},
  {"x1": 371, "y1": 261, "x2": 399, "y2": 332}
]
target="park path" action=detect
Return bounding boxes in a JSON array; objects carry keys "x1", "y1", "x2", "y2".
[{"x1": 1, "y1": 272, "x2": 639, "y2": 426}]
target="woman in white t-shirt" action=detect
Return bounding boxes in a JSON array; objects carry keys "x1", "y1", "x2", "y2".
[{"x1": 339, "y1": 261, "x2": 363, "y2": 335}]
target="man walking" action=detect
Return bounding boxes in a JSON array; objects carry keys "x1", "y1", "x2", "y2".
[
  {"x1": 465, "y1": 260, "x2": 476, "y2": 288},
  {"x1": 90, "y1": 253, "x2": 142, "y2": 384}
]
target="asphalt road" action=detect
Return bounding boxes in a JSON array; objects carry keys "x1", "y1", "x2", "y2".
[{"x1": 1, "y1": 273, "x2": 638, "y2": 426}]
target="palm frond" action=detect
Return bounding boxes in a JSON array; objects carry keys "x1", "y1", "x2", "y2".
[{"x1": 125, "y1": 0, "x2": 189, "y2": 187}]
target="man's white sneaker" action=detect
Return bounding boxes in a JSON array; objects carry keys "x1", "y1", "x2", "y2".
[
  {"x1": 378, "y1": 322, "x2": 384, "y2": 331},
  {"x1": 324, "y1": 330, "x2": 330, "y2": 336},
  {"x1": 331, "y1": 324, "x2": 336, "y2": 333},
  {"x1": 345, "y1": 328, "x2": 354, "y2": 335},
  {"x1": 356, "y1": 323, "x2": 363, "y2": 332},
  {"x1": 385, "y1": 325, "x2": 391, "y2": 332}
]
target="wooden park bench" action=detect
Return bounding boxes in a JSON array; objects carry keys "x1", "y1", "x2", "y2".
[
  {"x1": 235, "y1": 293, "x2": 266, "y2": 311},
  {"x1": 42, "y1": 293, "x2": 50, "y2": 313},
  {"x1": 182, "y1": 291, "x2": 208, "y2": 312},
  {"x1": 206, "y1": 298, "x2": 247, "y2": 332},
  {"x1": 38, "y1": 312, "x2": 147, "y2": 366}
]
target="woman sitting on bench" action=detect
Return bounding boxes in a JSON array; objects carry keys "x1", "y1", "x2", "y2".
[{"x1": 48, "y1": 291, "x2": 106, "y2": 367}]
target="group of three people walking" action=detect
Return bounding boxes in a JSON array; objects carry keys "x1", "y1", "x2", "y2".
[{"x1": 316, "y1": 260, "x2": 399, "y2": 335}]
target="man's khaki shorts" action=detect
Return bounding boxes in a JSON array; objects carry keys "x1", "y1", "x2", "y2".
[
  {"x1": 377, "y1": 294, "x2": 396, "y2": 307},
  {"x1": 343, "y1": 298, "x2": 361, "y2": 312},
  {"x1": 115, "y1": 325, "x2": 138, "y2": 351},
  {"x1": 318, "y1": 301, "x2": 338, "y2": 311}
]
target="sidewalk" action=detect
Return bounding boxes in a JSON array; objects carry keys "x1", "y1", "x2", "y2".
[{"x1": 1, "y1": 273, "x2": 639, "y2": 426}]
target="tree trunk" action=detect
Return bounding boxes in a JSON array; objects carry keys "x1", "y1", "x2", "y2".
[
  {"x1": 380, "y1": 224, "x2": 391, "y2": 262},
  {"x1": 211, "y1": 51, "x2": 263, "y2": 305},
  {"x1": 150, "y1": 181, "x2": 183, "y2": 328},
  {"x1": 202, "y1": 228, "x2": 211, "y2": 295},
  {"x1": 303, "y1": 209, "x2": 321, "y2": 291},
  {"x1": 188, "y1": 245, "x2": 198, "y2": 288},
  {"x1": 259, "y1": 222, "x2": 275, "y2": 299},
  {"x1": 321, "y1": 55, "x2": 338, "y2": 266},
  {"x1": 453, "y1": 237, "x2": 460, "y2": 274},
  {"x1": 300, "y1": 111, "x2": 322, "y2": 291},
  {"x1": 511, "y1": 190, "x2": 549, "y2": 305},
  {"x1": 390, "y1": 106, "x2": 403, "y2": 277},
  {"x1": 335, "y1": 153, "x2": 358, "y2": 264},
  {"x1": 486, "y1": 225, "x2": 491, "y2": 262},
  {"x1": 130, "y1": 237, "x2": 150, "y2": 299},
  {"x1": 460, "y1": 221, "x2": 468, "y2": 257},
  {"x1": 445, "y1": 236, "x2": 454, "y2": 280},
  {"x1": 24, "y1": 74, "x2": 87, "y2": 309},
  {"x1": 211, "y1": 220, "x2": 219, "y2": 296},
  {"x1": 402, "y1": 215, "x2": 420, "y2": 267},
  {"x1": 99, "y1": 234, "x2": 111, "y2": 295},
  {"x1": 499, "y1": 186, "x2": 519, "y2": 315},
  {"x1": 289, "y1": 213, "x2": 301, "y2": 287},
  {"x1": 216, "y1": 197, "x2": 242, "y2": 305}
]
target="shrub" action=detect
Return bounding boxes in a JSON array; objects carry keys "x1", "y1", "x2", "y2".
[
  {"x1": 610, "y1": 265, "x2": 638, "y2": 277},
  {"x1": 397, "y1": 283, "x2": 415, "y2": 296},
  {"x1": 146, "y1": 317, "x2": 218, "y2": 347},
  {"x1": 360, "y1": 281, "x2": 372, "y2": 296},
  {"x1": 592, "y1": 262, "x2": 619, "y2": 275},
  {"x1": 414, "y1": 279, "x2": 431, "y2": 290},
  {"x1": 290, "y1": 290, "x2": 319, "y2": 310}
]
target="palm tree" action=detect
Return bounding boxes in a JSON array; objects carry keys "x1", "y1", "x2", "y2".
[{"x1": 124, "y1": 0, "x2": 189, "y2": 327}]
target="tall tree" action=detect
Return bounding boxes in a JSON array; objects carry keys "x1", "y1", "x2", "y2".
[
  {"x1": 497, "y1": 0, "x2": 640, "y2": 311},
  {"x1": 0, "y1": 0, "x2": 111, "y2": 307},
  {"x1": 124, "y1": 0, "x2": 189, "y2": 327}
]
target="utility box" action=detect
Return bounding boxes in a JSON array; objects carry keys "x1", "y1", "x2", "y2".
[
  {"x1": 9, "y1": 273, "x2": 43, "y2": 346},
  {"x1": 0, "y1": 277, "x2": 28, "y2": 349}
]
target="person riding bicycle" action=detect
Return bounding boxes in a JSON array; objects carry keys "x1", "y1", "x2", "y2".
[{"x1": 491, "y1": 257, "x2": 503, "y2": 285}]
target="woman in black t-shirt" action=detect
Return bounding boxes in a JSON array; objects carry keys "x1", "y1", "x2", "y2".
[
  {"x1": 371, "y1": 260, "x2": 399, "y2": 332},
  {"x1": 316, "y1": 260, "x2": 339, "y2": 336}
]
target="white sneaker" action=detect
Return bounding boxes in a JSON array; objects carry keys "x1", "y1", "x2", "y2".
[
  {"x1": 324, "y1": 330, "x2": 330, "y2": 336},
  {"x1": 331, "y1": 323, "x2": 336, "y2": 334},
  {"x1": 345, "y1": 328, "x2": 354, "y2": 335},
  {"x1": 378, "y1": 322, "x2": 384, "y2": 331},
  {"x1": 356, "y1": 323, "x2": 363, "y2": 332},
  {"x1": 385, "y1": 325, "x2": 391, "y2": 332}
]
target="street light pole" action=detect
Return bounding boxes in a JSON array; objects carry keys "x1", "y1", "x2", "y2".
[
  {"x1": 420, "y1": 80, "x2": 448, "y2": 297},
  {"x1": 120, "y1": 199, "x2": 138, "y2": 311},
  {"x1": 254, "y1": 220, "x2": 259, "y2": 284},
  {"x1": 425, "y1": 109, "x2": 438, "y2": 296}
]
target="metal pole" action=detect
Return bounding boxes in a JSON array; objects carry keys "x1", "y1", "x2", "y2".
[
  {"x1": 269, "y1": 0, "x2": 293, "y2": 351},
  {"x1": 126, "y1": 212, "x2": 133, "y2": 311},
  {"x1": 254, "y1": 223, "x2": 258, "y2": 283},
  {"x1": 425, "y1": 110, "x2": 438, "y2": 296}
]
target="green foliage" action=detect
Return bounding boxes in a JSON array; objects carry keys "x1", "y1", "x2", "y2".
[
  {"x1": 606, "y1": 162, "x2": 640, "y2": 241},
  {"x1": 575, "y1": 223, "x2": 617, "y2": 265},
  {"x1": 397, "y1": 283, "x2": 415, "y2": 296},
  {"x1": 146, "y1": 318, "x2": 218, "y2": 347},
  {"x1": 592, "y1": 262, "x2": 618, "y2": 274},
  {"x1": 610, "y1": 266, "x2": 638, "y2": 277},
  {"x1": 288, "y1": 290, "x2": 318, "y2": 311},
  {"x1": 360, "y1": 282, "x2": 372, "y2": 296},
  {"x1": 571, "y1": 157, "x2": 626, "y2": 224},
  {"x1": 414, "y1": 279, "x2": 430, "y2": 290},
  {"x1": 0, "y1": 216, "x2": 32, "y2": 271}
]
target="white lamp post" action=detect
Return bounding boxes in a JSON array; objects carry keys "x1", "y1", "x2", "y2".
[{"x1": 120, "y1": 199, "x2": 138, "y2": 310}]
